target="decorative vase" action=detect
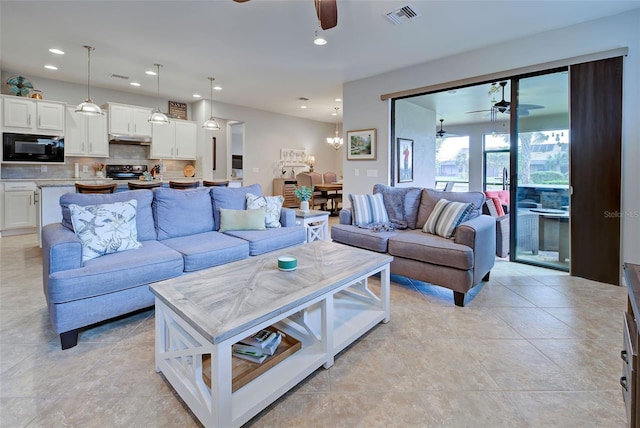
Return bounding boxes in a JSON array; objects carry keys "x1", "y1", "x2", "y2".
[
  {"x1": 300, "y1": 201, "x2": 309, "y2": 212},
  {"x1": 96, "y1": 170, "x2": 104, "y2": 178}
]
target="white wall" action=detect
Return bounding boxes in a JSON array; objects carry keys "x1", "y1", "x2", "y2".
[
  {"x1": 395, "y1": 100, "x2": 435, "y2": 188},
  {"x1": 343, "y1": 9, "x2": 640, "y2": 264}
]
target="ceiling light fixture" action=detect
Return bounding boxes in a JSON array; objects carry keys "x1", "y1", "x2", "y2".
[
  {"x1": 75, "y1": 45, "x2": 103, "y2": 116},
  {"x1": 148, "y1": 64, "x2": 170, "y2": 125},
  {"x1": 202, "y1": 77, "x2": 220, "y2": 131},
  {"x1": 145, "y1": 70, "x2": 157, "y2": 76},
  {"x1": 192, "y1": 94, "x2": 202, "y2": 98},
  {"x1": 327, "y1": 107, "x2": 343, "y2": 150},
  {"x1": 314, "y1": 29, "x2": 327, "y2": 46},
  {"x1": 49, "y1": 48, "x2": 65, "y2": 55},
  {"x1": 44, "y1": 65, "x2": 58, "y2": 70},
  {"x1": 130, "y1": 82, "x2": 141, "y2": 87}
]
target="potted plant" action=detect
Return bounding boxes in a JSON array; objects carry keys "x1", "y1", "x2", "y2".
[{"x1": 294, "y1": 185, "x2": 314, "y2": 212}]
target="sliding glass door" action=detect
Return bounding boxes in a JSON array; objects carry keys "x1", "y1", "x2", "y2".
[{"x1": 511, "y1": 71, "x2": 570, "y2": 270}]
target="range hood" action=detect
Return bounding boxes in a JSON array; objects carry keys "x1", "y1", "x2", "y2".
[{"x1": 108, "y1": 134, "x2": 152, "y2": 145}]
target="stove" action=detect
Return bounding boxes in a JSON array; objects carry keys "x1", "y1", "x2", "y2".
[{"x1": 105, "y1": 164, "x2": 148, "y2": 180}]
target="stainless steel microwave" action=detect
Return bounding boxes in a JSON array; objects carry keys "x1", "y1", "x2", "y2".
[{"x1": 2, "y1": 133, "x2": 65, "y2": 163}]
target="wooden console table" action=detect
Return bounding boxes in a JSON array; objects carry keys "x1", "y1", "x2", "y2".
[
  {"x1": 622, "y1": 262, "x2": 640, "y2": 427},
  {"x1": 273, "y1": 178, "x2": 298, "y2": 208}
]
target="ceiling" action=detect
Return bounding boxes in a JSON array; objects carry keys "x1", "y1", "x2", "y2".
[{"x1": 1, "y1": 1, "x2": 638, "y2": 124}]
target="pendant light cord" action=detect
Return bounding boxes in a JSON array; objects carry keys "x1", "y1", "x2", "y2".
[
  {"x1": 155, "y1": 64, "x2": 162, "y2": 110},
  {"x1": 84, "y1": 45, "x2": 94, "y2": 101}
]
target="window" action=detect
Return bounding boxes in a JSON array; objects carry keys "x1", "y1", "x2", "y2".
[{"x1": 436, "y1": 136, "x2": 469, "y2": 191}]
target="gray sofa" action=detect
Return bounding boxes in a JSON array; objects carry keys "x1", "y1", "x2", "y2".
[
  {"x1": 41, "y1": 184, "x2": 305, "y2": 349},
  {"x1": 331, "y1": 184, "x2": 495, "y2": 306}
]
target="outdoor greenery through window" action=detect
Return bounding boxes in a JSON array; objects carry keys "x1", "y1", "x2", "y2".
[
  {"x1": 436, "y1": 136, "x2": 469, "y2": 191},
  {"x1": 518, "y1": 130, "x2": 569, "y2": 185}
]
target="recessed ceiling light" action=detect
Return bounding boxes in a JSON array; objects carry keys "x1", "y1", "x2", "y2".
[
  {"x1": 300, "y1": 105, "x2": 308, "y2": 109},
  {"x1": 130, "y1": 82, "x2": 141, "y2": 87},
  {"x1": 213, "y1": 86, "x2": 222, "y2": 91},
  {"x1": 331, "y1": 112, "x2": 337, "y2": 116},
  {"x1": 335, "y1": 98, "x2": 342, "y2": 102},
  {"x1": 49, "y1": 48, "x2": 64, "y2": 55},
  {"x1": 145, "y1": 70, "x2": 157, "y2": 76},
  {"x1": 192, "y1": 94, "x2": 202, "y2": 98},
  {"x1": 44, "y1": 65, "x2": 58, "y2": 70}
]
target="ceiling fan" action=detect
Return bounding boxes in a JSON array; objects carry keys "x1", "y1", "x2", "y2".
[
  {"x1": 233, "y1": 0, "x2": 337, "y2": 30},
  {"x1": 465, "y1": 81, "x2": 544, "y2": 118},
  {"x1": 436, "y1": 119, "x2": 458, "y2": 139}
]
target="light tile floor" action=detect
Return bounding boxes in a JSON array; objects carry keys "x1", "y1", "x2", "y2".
[{"x1": 0, "y1": 233, "x2": 628, "y2": 427}]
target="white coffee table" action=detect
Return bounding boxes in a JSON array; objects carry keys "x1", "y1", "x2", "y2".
[{"x1": 150, "y1": 241, "x2": 392, "y2": 427}]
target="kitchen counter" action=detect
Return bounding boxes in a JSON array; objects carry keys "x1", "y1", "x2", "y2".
[{"x1": 34, "y1": 177, "x2": 202, "y2": 188}]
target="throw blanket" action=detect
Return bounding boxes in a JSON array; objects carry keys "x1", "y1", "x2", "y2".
[{"x1": 359, "y1": 222, "x2": 395, "y2": 233}]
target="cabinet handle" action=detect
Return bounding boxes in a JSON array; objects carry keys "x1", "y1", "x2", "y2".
[
  {"x1": 176, "y1": 148, "x2": 179, "y2": 157},
  {"x1": 621, "y1": 349, "x2": 628, "y2": 363},
  {"x1": 621, "y1": 376, "x2": 628, "y2": 391},
  {"x1": 90, "y1": 143, "x2": 93, "y2": 152},
  {"x1": 28, "y1": 114, "x2": 31, "y2": 126}
]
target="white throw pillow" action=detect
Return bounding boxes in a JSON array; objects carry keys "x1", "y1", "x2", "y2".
[
  {"x1": 245, "y1": 193, "x2": 284, "y2": 228},
  {"x1": 423, "y1": 198, "x2": 473, "y2": 239},
  {"x1": 349, "y1": 193, "x2": 389, "y2": 226},
  {"x1": 69, "y1": 200, "x2": 142, "y2": 263}
]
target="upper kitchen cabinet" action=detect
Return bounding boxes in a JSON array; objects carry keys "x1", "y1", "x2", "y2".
[
  {"x1": 2, "y1": 96, "x2": 65, "y2": 135},
  {"x1": 65, "y1": 107, "x2": 108, "y2": 157},
  {"x1": 105, "y1": 102, "x2": 152, "y2": 139},
  {"x1": 150, "y1": 120, "x2": 197, "y2": 160}
]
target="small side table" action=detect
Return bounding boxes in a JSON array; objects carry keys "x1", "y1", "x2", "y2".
[{"x1": 295, "y1": 209, "x2": 330, "y2": 242}]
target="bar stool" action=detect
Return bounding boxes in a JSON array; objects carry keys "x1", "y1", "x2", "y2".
[
  {"x1": 169, "y1": 181, "x2": 199, "y2": 189},
  {"x1": 128, "y1": 181, "x2": 162, "y2": 190},
  {"x1": 203, "y1": 180, "x2": 229, "y2": 187},
  {"x1": 75, "y1": 183, "x2": 118, "y2": 194}
]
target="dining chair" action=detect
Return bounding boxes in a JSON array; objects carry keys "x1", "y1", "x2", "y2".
[
  {"x1": 169, "y1": 181, "x2": 199, "y2": 189},
  {"x1": 75, "y1": 183, "x2": 118, "y2": 194},
  {"x1": 203, "y1": 180, "x2": 229, "y2": 187},
  {"x1": 322, "y1": 171, "x2": 342, "y2": 213},
  {"x1": 128, "y1": 181, "x2": 162, "y2": 190},
  {"x1": 296, "y1": 173, "x2": 328, "y2": 211}
]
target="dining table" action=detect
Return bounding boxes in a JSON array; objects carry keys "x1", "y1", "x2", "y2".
[{"x1": 315, "y1": 183, "x2": 343, "y2": 215}]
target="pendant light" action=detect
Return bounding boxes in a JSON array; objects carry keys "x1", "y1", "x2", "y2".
[
  {"x1": 326, "y1": 107, "x2": 343, "y2": 149},
  {"x1": 202, "y1": 77, "x2": 220, "y2": 130},
  {"x1": 75, "y1": 45, "x2": 103, "y2": 116},
  {"x1": 148, "y1": 64, "x2": 170, "y2": 124}
]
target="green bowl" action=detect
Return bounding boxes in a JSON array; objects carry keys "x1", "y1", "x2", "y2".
[{"x1": 278, "y1": 256, "x2": 297, "y2": 271}]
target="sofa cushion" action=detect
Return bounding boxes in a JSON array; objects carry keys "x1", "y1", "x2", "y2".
[
  {"x1": 246, "y1": 193, "x2": 284, "y2": 228},
  {"x1": 47, "y1": 240, "x2": 184, "y2": 304},
  {"x1": 331, "y1": 224, "x2": 398, "y2": 253},
  {"x1": 211, "y1": 184, "x2": 262, "y2": 230},
  {"x1": 349, "y1": 193, "x2": 389, "y2": 226},
  {"x1": 388, "y1": 230, "x2": 473, "y2": 271},
  {"x1": 61, "y1": 189, "x2": 156, "y2": 241},
  {"x1": 219, "y1": 208, "x2": 266, "y2": 232},
  {"x1": 69, "y1": 200, "x2": 142, "y2": 263},
  {"x1": 487, "y1": 197, "x2": 505, "y2": 216},
  {"x1": 423, "y1": 199, "x2": 474, "y2": 239},
  {"x1": 160, "y1": 231, "x2": 250, "y2": 272},
  {"x1": 153, "y1": 187, "x2": 214, "y2": 240},
  {"x1": 223, "y1": 226, "x2": 306, "y2": 256},
  {"x1": 416, "y1": 189, "x2": 485, "y2": 229},
  {"x1": 485, "y1": 190, "x2": 509, "y2": 212}
]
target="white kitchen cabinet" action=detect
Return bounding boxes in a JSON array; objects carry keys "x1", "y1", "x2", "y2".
[
  {"x1": 3, "y1": 181, "x2": 36, "y2": 230},
  {"x1": 2, "y1": 96, "x2": 65, "y2": 135},
  {"x1": 65, "y1": 107, "x2": 108, "y2": 157},
  {"x1": 150, "y1": 120, "x2": 197, "y2": 160},
  {"x1": 105, "y1": 103, "x2": 152, "y2": 138}
]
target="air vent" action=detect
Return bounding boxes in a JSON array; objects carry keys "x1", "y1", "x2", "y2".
[
  {"x1": 385, "y1": 5, "x2": 421, "y2": 25},
  {"x1": 111, "y1": 74, "x2": 129, "y2": 80}
]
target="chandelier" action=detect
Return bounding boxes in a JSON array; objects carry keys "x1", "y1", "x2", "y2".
[{"x1": 327, "y1": 107, "x2": 343, "y2": 150}]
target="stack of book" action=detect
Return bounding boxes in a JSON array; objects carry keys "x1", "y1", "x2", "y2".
[{"x1": 232, "y1": 329, "x2": 283, "y2": 364}]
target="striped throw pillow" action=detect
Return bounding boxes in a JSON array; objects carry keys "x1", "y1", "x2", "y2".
[
  {"x1": 423, "y1": 198, "x2": 473, "y2": 238},
  {"x1": 349, "y1": 193, "x2": 389, "y2": 226}
]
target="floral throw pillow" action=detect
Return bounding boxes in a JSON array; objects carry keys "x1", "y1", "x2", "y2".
[
  {"x1": 245, "y1": 193, "x2": 284, "y2": 228},
  {"x1": 69, "y1": 200, "x2": 142, "y2": 263}
]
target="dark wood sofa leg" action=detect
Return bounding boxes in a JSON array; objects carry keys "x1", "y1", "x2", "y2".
[
  {"x1": 483, "y1": 271, "x2": 491, "y2": 281},
  {"x1": 454, "y1": 291, "x2": 465, "y2": 307},
  {"x1": 60, "y1": 330, "x2": 79, "y2": 350}
]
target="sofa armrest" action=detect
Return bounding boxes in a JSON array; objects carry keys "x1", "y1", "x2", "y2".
[
  {"x1": 455, "y1": 215, "x2": 496, "y2": 283},
  {"x1": 339, "y1": 208, "x2": 352, "y2": 225},
  {"x1": 41, "y1": 223, "x2": 83, "y2": 294},
  {"x1": 279, "y1": 207, "x2": 297, "y2": 227}
]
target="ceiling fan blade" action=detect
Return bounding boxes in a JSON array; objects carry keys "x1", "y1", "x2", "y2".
[
  {"x1": 465, "y1": 109, "x2": 491, "y2": 114},
  {"x1": 518, "y1": 104, "x2": 544, "y2": 110},
  {"x1": 315, "y1": 0, "x2": 337, "y2": 30}
]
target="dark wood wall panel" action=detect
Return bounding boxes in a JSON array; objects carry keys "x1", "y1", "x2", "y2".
[{"x1": 570, "y1": 56, "x2": 623, "y2": 284}]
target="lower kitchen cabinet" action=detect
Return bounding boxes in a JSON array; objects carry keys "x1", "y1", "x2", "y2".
[{"x1": 3, "y1": 182, "x2": 37, "y2": 230}]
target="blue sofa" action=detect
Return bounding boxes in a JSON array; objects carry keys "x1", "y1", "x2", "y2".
[{"x1": 41, "y1": 184, "x2": 305, "y2": 349}]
